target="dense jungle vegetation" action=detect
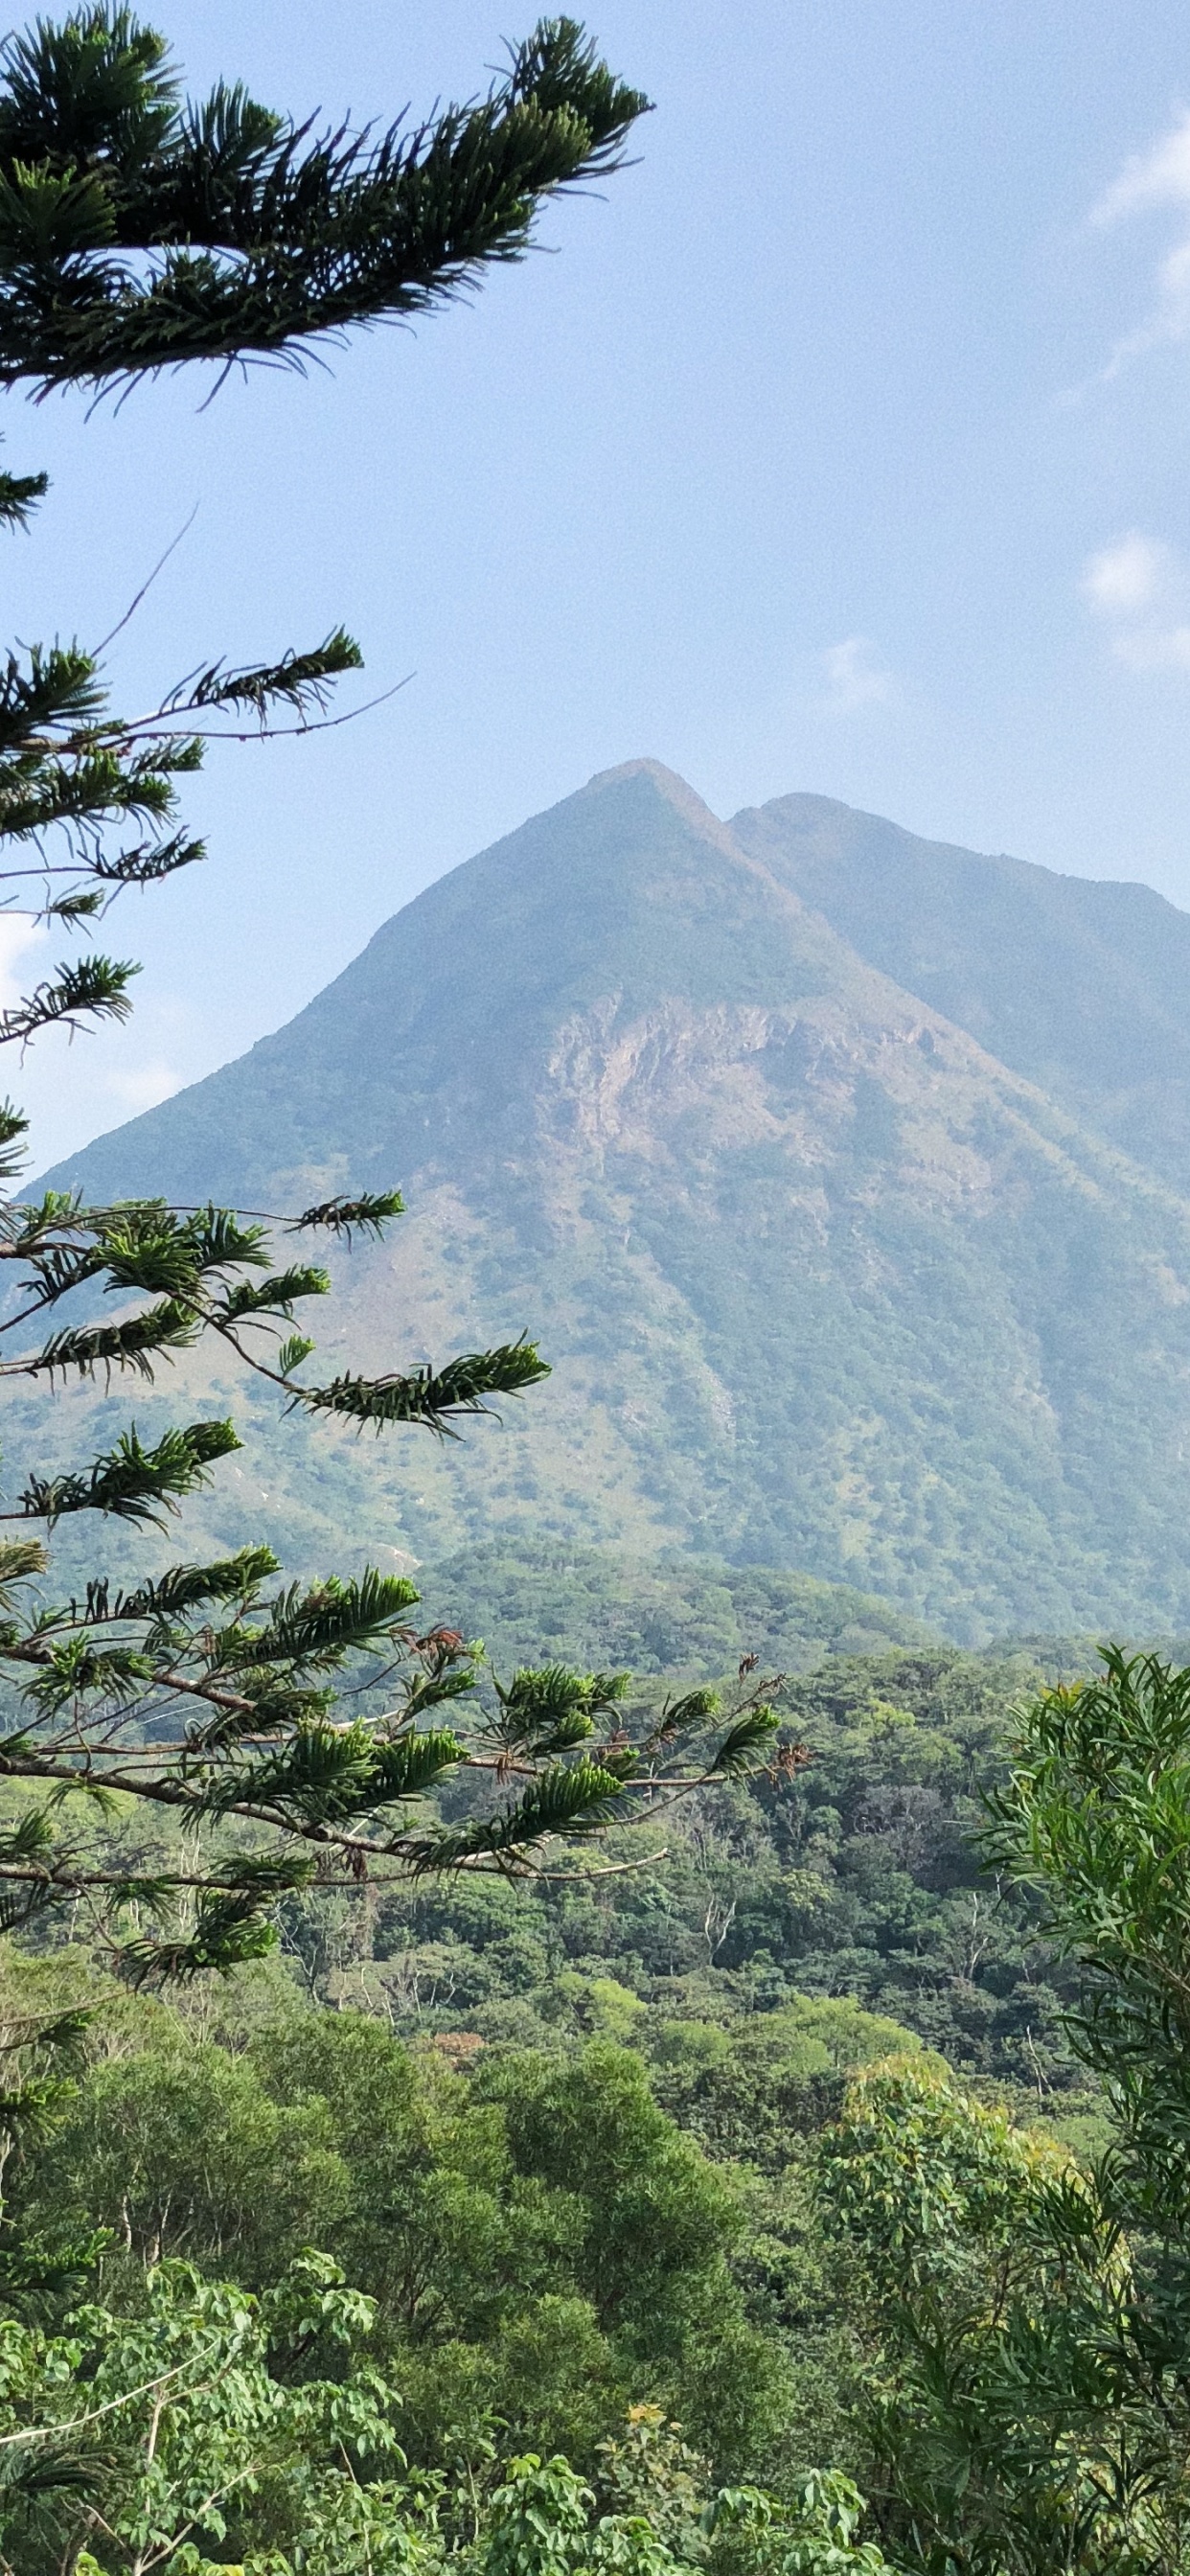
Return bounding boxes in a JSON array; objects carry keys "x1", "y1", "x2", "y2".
[
  {"x1": 0, "y1": 1577, "x2": 1145, "y2": 2572},
  {"x1": 277, "y1": 1570, "x2": 1093, "y2": 2100},
  {"x1": 11, "y1": 1638, "x2": 1190, "y2": 2571}
]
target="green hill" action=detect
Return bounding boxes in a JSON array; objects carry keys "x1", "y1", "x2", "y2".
[
  {"x1": 34, "y1": 759, "x2": 1190, "y2": 1640},
  {"x1": 425, "y1": 1543, "x2": 936, "y2": 1675}
]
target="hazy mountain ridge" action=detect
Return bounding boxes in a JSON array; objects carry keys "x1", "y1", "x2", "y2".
[
  {"x1": 732, "y1": 790, "x2": 1190, "y2": 1193},
  {"x1": 34, "y1": 761, "x2": 1190, "y2": 1641}
]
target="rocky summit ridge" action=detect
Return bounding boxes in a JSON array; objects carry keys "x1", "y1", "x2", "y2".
[{"x1": 33, "y1": 759, "x2": 1190, "y2": 1642}]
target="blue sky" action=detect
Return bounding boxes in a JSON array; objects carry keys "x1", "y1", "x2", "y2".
[{"x1": 12, "y1": 0, "x2": 1190, "y2": 1165}]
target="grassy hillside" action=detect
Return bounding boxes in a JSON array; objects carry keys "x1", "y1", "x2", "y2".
[{"x1": 31, "y1": 760, "x2": 1190, "y2": 1638}]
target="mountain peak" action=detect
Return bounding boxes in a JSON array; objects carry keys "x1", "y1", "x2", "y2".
[
  {"x1": 584, "y1": 755, "x2": 691, "y2": 794},
  {"x1": 32, "y1": 766, "x2": 1190, "y2": 1637},
  {"x1": 581, "y1": 756, "x2": 744, "y2": 862}
]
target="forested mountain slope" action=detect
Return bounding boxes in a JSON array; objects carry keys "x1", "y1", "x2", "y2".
[{"x1": 36, "y1": 760, "x2": 1190, "y2": 1639}]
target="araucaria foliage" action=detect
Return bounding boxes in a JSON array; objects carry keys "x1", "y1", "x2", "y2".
[
  {"x1": 0, "y1": 8, "x2": 650, "y2": 390},
  {"x1": 0, "y1": 7, "x2": 781, "y2": 1980}
]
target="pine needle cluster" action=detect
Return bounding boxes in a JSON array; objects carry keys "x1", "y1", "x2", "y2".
[{"x1": 0, "y1": 8, "x2": 650, "y2": 391}]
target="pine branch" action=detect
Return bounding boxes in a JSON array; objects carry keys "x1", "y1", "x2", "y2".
[
  {"x1": 19, "y1": 1637, "x2": 153, "y2": 1716},
  {"x1": 0, "y1": 462, "x2": 45, "y2": 530},
  {"x1": 0, "y1": 1191, "x2": 84, "y2": 1254},
  {"x1": 492, "y1": 1663, "x2": 629, "y2": 1757},
  {"x1": 291, "y1": 1188, "x2": 404, "y2": 1242},
  {"x1": 91, "y1": 825, "x2": 204, "y2": 883},
  {"x1": 298, "y1": 1339, "x2": 550, "y2": 1434},
  {"x1": 0, "y1": 1099, "x2": 28, "y2": 1184},
  {"x1": 0, "y1": 1538, "x2": 45, "y2": 1597},
  {"x1": 0, "y1": 641, "x2": 104, "y2": 746},
  {"x1": 0, "y1": 1874, "x2": 63, "y2": 1935},
  {"x1": 708, "y1": 1705, "x2": 782, "y2": 1776},
  {"x1": 37, "y1": 885, "x2": 104, "y2": 922},
  {"x1": 220, "y1": 1569, "x2": 421, "y2": 1670},
  {"x1": 0, "y1": 12, "x2": 651, "y2": 388},
  {"x1": 0, "y1": 951, "x2": 137, "y2": 1045},
  {"x1": 0, "y1": 1645, "x2": 789, "y2": 1935},
  {"x1": 213, "y1": 1261, "x2": 330, "y2": 1322},
  {"x1": 12, "y1": 1416, "x2": 240, "y2": 1527},
  {"x1": 11, "y1": 1298, "x2": 197, "y2": 1382},
  {"x1": 118, "y1": 1889, "x2": 286, "y2": 1985},
  {"x1": 202, "y1": 1719, "x2": 463, "y2": 1826},
  {"x1": 101, "y1": 1547, "x2": 280, "y2": 1625},
  {"x1": 1, "y1": 1231, "x2": 113, "y2": 1318},
  {"x1": 405, "y1": 1758, "x2": 630, "y2": 1875},
  {"x1": 643, "y1": 1686, "x2": 722, "y2": 1754},
  {"x1": 177, "y1": 628, "x2": 361, "y2": 721}
]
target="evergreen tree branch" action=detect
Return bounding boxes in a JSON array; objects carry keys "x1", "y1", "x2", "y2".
[
  {"x1": 0, "y1": 951, "x2": 136, "y2": 1045},
  {"x1": 10, "y1": 1416, "x2": 240, "y2": 1525},
  {"x1": 294, "y1": 1340, "x2": 551, "y2": 1433},
  {"x1": 0, "y1": 460, "x2": 46, "y2": 528},
  {"x1": 0, "y1": 5, "x2": 656, "y2": 1973},
  {"x1": 0, "y1": 12, "x2": 651, "y2": 390}
]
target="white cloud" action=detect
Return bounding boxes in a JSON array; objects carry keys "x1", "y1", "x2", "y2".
[
  {"x1": 1092, "y1": 109, "x2": 1190, "y2": 372},
  {"x1": 0, "y1": 911, "x2": 47, "y2": 1011},
  {"x1": 817, "y1": 636, "x2": 894, "y2": 715},
  {"x1": 1095, "y1": 112, "x2": 1190, "y2": 224},
  {"x1": 103, "y1": 1057, "x2": 183, "y2": 1115},
  {"x1": 1082, "y1": 532, "x2": 1169, "y2": 613},
  {"x1": 1081, "y1": 529, "x2": 1190, "y2": 672}
]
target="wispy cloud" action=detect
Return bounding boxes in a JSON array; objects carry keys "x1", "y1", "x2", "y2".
[
  {"x1": 1082, "y1": 531, "x2": 1168, "y2": 613},
  {"x1": 1082, "y1": 530, "x2": 1190, "y2": 669},
  {"x1": 103, "y1": 1057, "x2": 184, "y2": 1115},
  {"x1": 817, "y1": 636, "x2": 894, "y2": 715},
  {"x1": 1092, "y1": 109, "x2": 1190, "y2": 374},
  {"x1": 1112, "y1": 628, "x2": 1190, "y2": 671},
  {"x1": 0, "y1": 912, "x2": 46, "y2": 1009}
]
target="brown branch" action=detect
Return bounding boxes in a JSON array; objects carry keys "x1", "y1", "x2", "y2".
[{"x1": 92, "y1": 507, "x2": 200, "y2": 657}]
